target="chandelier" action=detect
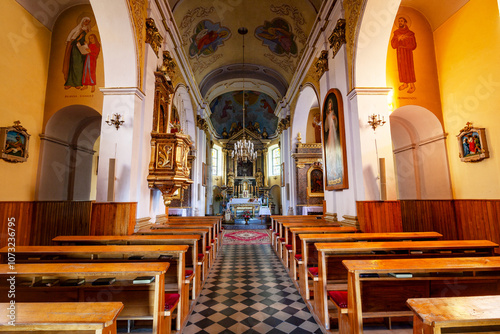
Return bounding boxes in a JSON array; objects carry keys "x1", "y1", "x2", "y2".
[{"x1": 231, "y1": 27, "x2": 257, "y2": 163}]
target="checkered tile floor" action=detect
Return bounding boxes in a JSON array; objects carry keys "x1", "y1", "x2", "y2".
[{"x1": 182, "y1": 244, "x2": 323, "y2": 333}]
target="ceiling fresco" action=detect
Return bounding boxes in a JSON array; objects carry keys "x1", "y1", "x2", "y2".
[{"x1": 209, "y1": 91, "x2": 279, "y2": 139}]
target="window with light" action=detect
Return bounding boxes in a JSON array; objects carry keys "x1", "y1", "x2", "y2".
[
  {"x1": 272, "y1": 147, "x2": 280, "y2": 176},
  {"x1": 212, "y1": 148, "x2": 219, "y2": 176}
]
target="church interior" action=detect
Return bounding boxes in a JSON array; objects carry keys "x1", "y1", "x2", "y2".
[{"x1": 1, "y1": 0, "x2": 500, "y2": 333}]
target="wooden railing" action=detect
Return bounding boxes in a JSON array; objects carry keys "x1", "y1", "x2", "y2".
[
  {"x1": 357, "y1": 200, "x2": 500, "y2": 251},
  {"x1": 0, "y1": 201, "x2": 136, "y2": 248}
]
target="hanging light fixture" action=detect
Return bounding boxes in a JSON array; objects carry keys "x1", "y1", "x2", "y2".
[{"x1": 231, "y1": 27, "x2": 257, "y2": 163}]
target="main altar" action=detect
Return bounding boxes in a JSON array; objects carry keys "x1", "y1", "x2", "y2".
[{"x1": 228, "y1": 197, "x2": 262, "y2": 218}]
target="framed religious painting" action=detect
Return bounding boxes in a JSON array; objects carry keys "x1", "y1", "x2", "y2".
[
  {"x1": 202, "y1": 162, "x2": 207, "y2": 186},
  {"x1": 307, "y1": 165, "x2": 324, "y2": 197},
  {"x1": 457, "y1": 122, "x2": 489, "y2": 163},
  {"x1": 321, "y1": 89, "x2": 348, "y2": 190},
  {"x1": 280, "y1": 162, "x2": 285, "y2": 187},
  {"x1": 0, "y1": 121, "x2": 30, "y2": 163}
]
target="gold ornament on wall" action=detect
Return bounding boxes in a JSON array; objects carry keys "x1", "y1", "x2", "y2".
[
  {"x1": 314, "y1": 50, "x2": 329, "y2": 78},
  {"x1": 328, "y1": 19, "x2": 346, "y2": 59},
  {"x1": 145, "y1": 17, "x2": 163, "y2": 56}
]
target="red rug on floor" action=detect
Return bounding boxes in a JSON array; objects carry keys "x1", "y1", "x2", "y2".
[{"x1": 223, "y1": 230, "x2": 271, "y2": 245}]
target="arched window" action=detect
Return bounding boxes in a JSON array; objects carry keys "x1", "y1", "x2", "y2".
[
  {"x1": 211, "y1": 148, "x2": 219, "y2": 176},
  {"x1": 271, "y1": 147, "x2": 280, "y2": 176}
]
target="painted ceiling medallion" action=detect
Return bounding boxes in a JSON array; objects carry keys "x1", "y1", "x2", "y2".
[
  {"x1": 188, "y1": 20, "x2": 231, "y2": 58},
  {"x1": 255, "y1": 18, "x2": 298, "y2": 57}
]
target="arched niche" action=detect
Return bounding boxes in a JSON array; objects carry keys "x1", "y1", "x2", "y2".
[
  {"x1": 291, "y1": 84, "x2": 320, "y2": 145},
  {"x1": 390, "y1": 105, "x2": 452, "y2": 199},
  {"x1": 37, "y1": 105, "x2": 101, "y2": 200}
]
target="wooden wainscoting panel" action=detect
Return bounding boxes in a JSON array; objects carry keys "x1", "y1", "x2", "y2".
[
  {"x1": 30, "y1": 201, "x2": 92, "y2": 245},
  {"x1": 400, "y1": 200, "x2": 458, "y2": 239},
  {"x1": 356, "y1": 201, "x2": 402, "y2": 233},
  {"x1": 455, "y1": 200, "x2": 500, "y2": 248},
  {"x1": 0, "y1": 202, "x2": 34, "y2": 248},
  {"x1": 90, "y1": 202, "x2": 137, "y2": 235}
]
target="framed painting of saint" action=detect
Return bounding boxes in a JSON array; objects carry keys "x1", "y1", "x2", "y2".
[
  {"x1": 322, "y1": 89, "x2": 348, "y2": 190},
  {"x1": 307, "y1": 165, "x2": 324, "y2": 197},
  {"x1": 457, "y1": 123, "x2": 489, "y2": 163},
  {"x1": 0, "y1": 121, "x2": 30, "y2": 163}
]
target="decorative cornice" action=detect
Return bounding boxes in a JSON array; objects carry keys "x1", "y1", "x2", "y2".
[
  {"x1": 314, "y1": 50, "x2": 329, "y2": 78},
  {"x1": 145, "y1": 18, "x2": 163, "y2": 57},
  {"x1": 297, "y1": 143, "x2": 322, "y2": 149},
  {"x1": 99, "y1": 87, "x2": 145, "y2": 100},
  {"x1": 328, "y1": 18, "x2": 346, "y2": 59},
  {"x1": 39, "y1": 134, "x2": 95, "y2": 155},
  {"x1": 347, "y1": 87, "x2": 392, "y2": 100}
]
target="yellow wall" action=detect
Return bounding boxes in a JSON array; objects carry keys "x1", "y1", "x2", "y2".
[
  {"x1": 387, "y1": 7, "x2": 443, "y2": 122},
  {"x1": 0, "y1": 1, "x2": 51, "y2": 200},
  {"x1": 434, "y1": 0, "x2": 500, "y2": 198}
]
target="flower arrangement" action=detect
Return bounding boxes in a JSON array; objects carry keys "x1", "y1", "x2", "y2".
[{"x1": 242, "y1": 211, "x2": 251, "y2": 219}]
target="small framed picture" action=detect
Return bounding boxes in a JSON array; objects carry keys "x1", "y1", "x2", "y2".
[
  {"x1": 202, "y1": 162, "x2": 207, "y2": 187},
  {"x1": 457, "y1": 123, "x2": 489, "y2": 163},
  {"x1": 280, "y1": 162, "x2": 285, "y2": 187},
  {"x1": 307, "y1": 165, "x2": 324, "y2": 197},
  {"x1": 0, "y1": 121, "x2": 30, "y2": 163}
]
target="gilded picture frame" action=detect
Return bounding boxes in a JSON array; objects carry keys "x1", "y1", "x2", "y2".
[
  {"x1": 0, "y1": 121, "x2": 30, "y2": 163},
  {"x1": 307, "y1": 165, "x2": 324, "y2": 197},
  {"x1": 322, "y1": 88, "x2": 348, "y2": 190},
  {"x1": 457, "y1": 123, "x2": 489, "y2": 163}
]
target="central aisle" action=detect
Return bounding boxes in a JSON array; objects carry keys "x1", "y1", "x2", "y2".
[{"x1": 183, "y1": 242, "x2": 323, "y2": 333}]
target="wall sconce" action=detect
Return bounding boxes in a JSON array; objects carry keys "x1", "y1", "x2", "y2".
[
  {"x1": 368, "y1": 114, "x2": 386, "y2": 132},
  {"x1": 105, "y1": 113, "x2": 125, "y2": 130}
]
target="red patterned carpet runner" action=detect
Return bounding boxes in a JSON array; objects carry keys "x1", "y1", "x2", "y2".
[{"x1": 222, "y1": 230, "x2": 271, "y2": 245}]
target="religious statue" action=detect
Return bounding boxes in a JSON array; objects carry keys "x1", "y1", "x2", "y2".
[
  {"x1": 312, "y1": 113, "x2": 322, "y2": 143},
  {"x1": 255, "y1": 168, "x2": 263, "y2": 188},
  {"x1": 227, "y1": 171, "x2": 234, "y2": 188}
]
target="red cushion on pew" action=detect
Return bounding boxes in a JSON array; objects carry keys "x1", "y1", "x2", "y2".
[
  {"x1": 206, "y1": 246, "x2": 212, "y2": 251},
  {"x1": 327, "y1": 290, "x2": 348, "y2": 308},
  {"x1": 279, "y1": 238, "x2": 286, "y2": 242},
  {"x1": 294, "y1": 254, "x2": 302, "y2": 261},
  {"x1": 164, "y1": 293, "x2": 180, "y2": 310},
  {"x1": 211, "y1": 239, "x2": 215, "y2": 243},
  {"x1": 308, "y1": 267, "x2": 319, "y2": 277},
  {"x1": 198, "y1": 253, "x2": 204, "y2": 260},
  {"x1": 285, "y1": 244, "x2": 293, "y2": 250},
  {"x1": 185, "y1": 270, "x2": 193, "y2": 278}
]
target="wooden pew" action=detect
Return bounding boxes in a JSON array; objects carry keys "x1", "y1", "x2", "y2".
[
  {"x1": 0, "y1": 263, "x2": 171, "y2": 334},
  {"x1": 0, "y1": 245, "x2": 189, "y2": 330},
  {"x1": 0, "y1": 302, "x2": 123, "y2": 333},
  {"x1": 136, "y1": 227, "x2": 211, "y2": 281},
  {"x1": 275, "y1": 221, "x2": 340, "y2": 260},
  {"x1": 149, "y1": 223, "x2": 218, "y2": 262},
  {"x1": 53, "y1": 234, "x2": 203, "y2": 299},
  {"x1": 342, "y1": 256, "x2": 500, "y2": 334},
  {"x1": 270, "y1": 215, "x2": 326, "y2": 249},
  {"x1": 286, "y1": 226, "x2": 359, "y2": 275},
  {"x1": 318, "y1": 242, "x2": 499, "y2": 332},
  {"x1": 156, "y1": 217, "x2": 221, "y2": 252},
  {"x1": 407, "y1": 295, "x2": 500, "y2": 334},
  {"x1": 296, "y1": 232, "x2": 442, "y2": 301}
]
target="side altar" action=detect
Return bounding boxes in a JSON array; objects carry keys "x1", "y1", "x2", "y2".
[{"x1": 228, "y1": 198, "x2": 262, "y2": 218}]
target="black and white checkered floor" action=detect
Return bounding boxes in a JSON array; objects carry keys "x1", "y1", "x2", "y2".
[{"x1": 182, "y1": 244, "x2": 323, "y2": 334}]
